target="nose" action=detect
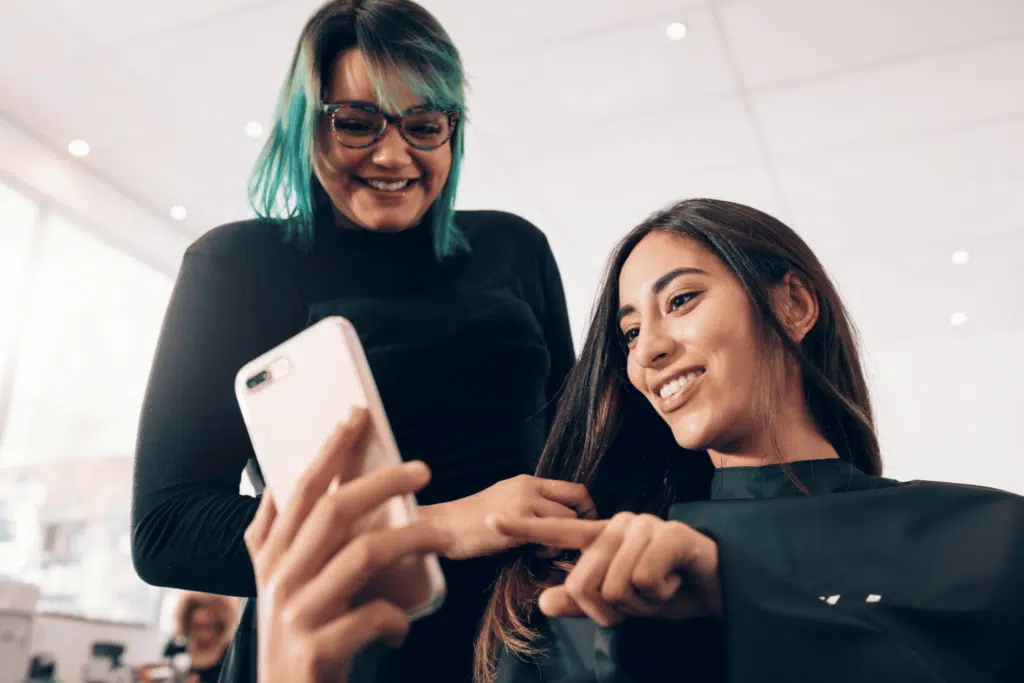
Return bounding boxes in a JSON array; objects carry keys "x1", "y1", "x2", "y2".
[
  {"x1": 634, "y1": 321, "x2": 676, "y2": 369},
  {"x1": 371, "y1": 124, "x2": 413, "y2": 169}
]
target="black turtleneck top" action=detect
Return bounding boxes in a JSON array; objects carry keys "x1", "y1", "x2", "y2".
[{"x1": 131, "y1": 210, "x2": 575, "y2": 683}]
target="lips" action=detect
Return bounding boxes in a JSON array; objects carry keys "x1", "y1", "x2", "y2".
[
  {"x1": 655, "y1": 368, "x2": 706, "y2": 399},
  {"x1": 653, "y1": 368, "x2": 706, "y2": 413},
  {"x1": 358, "y1": 177, "x2": 419, "y2": 192}
]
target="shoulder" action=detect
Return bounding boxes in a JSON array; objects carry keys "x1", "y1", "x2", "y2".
[
  {"x1": 185, "y1": 218, "x2": 296, "y2": 262},
  {"x1": 455, "y1": 209, "x2": 553, "y2": 253},
  {"x1": 900, "y1": 478, "x2": 1024, "y2": 508}
]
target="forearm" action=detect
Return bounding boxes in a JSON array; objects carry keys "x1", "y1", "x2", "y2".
[{"x1": 132, "y1": 487, "x2": 261, "y2": 597}]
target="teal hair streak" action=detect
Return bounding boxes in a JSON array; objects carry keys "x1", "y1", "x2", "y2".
[{"x1": 248, "y1": 43, "x2": 321, "y2": 250}]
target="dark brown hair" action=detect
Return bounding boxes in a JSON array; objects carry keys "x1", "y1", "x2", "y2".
[{"x1": 474, "y1": 198, "x2": 881, "y2": 682}]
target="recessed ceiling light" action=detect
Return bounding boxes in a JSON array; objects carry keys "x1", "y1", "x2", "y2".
[
  {"x1": 666, "y1": 22, "x2": 688, "y2": 40},
  {"x1": 952, "y1": 250, "x2": 970, "y2": 265},
  {"x1": 169, "y1": 205, "x2": 188, "y2": 221},
  {"x1": 245, "y1": 121, "x2": 264, "y2": 138},
  {"x1": 950, "y1": 312, "x2": 967, "y2": 326},
  {"x1": 68, "y1": 140, "x2": 90, "y2": 157}
]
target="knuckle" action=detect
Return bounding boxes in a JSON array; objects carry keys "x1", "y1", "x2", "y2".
[
  {"x1": 611, "y1": 511, "x2": 636, "y2": 525},
  {"x1": 326, "y1": 493, "x2": 353, "y2": 526},
  {"x1": 631, "y1": 566, "x2": 660, "y2": 593},
  {"x1": 564, "y1": 573, "x2": 593, "y2": 600},
  {"x1": 280, "y1": 603, "x2": 303, "y2": 630},
  {"x1": 663, "y1": 520, "x2": 691, "y2": 541},
  {"x1": 366, "y1": 599, "x2": 406, "y2": 630},
  {"x1": 349, "y1": 535, "x2": 382, "y2": 571},
  {"x1": 512, "y1": 474, "x2": 532, "y2": 489},
  {"x1": 600, "y1": 582, "x2": 631, "y2": 605}
]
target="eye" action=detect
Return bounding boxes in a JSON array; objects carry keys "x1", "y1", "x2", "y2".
[
  {"x1": 668, "y1": 292, "x2": 699, "y2": 312},
  {"x1": 621, "y1": 327, "x2": 640, "y2": 345}
]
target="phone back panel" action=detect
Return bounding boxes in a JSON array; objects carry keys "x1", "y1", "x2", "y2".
[{"x1": 234, "y1": 316, "x2": 445, "y2": 619}]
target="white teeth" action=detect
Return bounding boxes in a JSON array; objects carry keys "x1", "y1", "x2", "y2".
[
  {"x1": 658, "y1": 370, "x2": 704, "y2": 400},
  {"x1": 366, "y1": 179, "x2": 411, "y2": 191}
]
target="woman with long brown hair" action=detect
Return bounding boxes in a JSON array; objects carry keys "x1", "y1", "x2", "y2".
[{"x1": 473, "y1": 198, "x2": 1024, "y2": 683}]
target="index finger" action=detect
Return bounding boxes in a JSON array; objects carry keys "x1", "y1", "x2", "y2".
[
  {"x1": 536, "y1": 479, "x2": 598, "y2": 519},
  {"x1": 488, "y1": 515, "x2": 607, "y2": 550}
]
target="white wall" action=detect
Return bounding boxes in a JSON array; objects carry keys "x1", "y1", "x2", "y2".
[
  {"x1": 866, "y1": 330, "x2": 1024, "y2": 494},
  {"x1": 0, "y1": 114, "x2": 189, "y2": 277},
  {"x1": 29, "y1": 614, "x2": 165, "y2": 681}
]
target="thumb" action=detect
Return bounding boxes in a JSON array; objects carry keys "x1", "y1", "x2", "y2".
[{"x1": 537, "y1": 586, "x2": 585, "y2": 618}]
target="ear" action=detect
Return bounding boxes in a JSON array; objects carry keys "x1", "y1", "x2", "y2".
[{"x1": 773, "y1": 271, "x2": 819, "y2": 343}]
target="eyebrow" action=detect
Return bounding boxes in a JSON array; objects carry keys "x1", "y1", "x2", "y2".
[{"x1": 616, "y1": 267, "x2": 709, "y2": 326}]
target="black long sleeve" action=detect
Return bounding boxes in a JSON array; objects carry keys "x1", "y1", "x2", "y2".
[
  {"x1": 537, "y1": 234, "x2": 576, "y2": 432},
  {"x1": 131, "y1": 242, "x2": 305, "y2": 596},
  {"x1": 133, "y1": 211, "x2": 575, "y2": 683}
]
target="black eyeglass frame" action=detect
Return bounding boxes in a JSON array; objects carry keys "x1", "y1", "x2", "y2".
[{"x1": 319, "y1": 101, "x2": 460, "y2": 151}]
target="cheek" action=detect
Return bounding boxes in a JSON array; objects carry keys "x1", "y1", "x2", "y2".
[
  {"x1": 422, "y1": 151, "x2": 452, "y2": 191},
  {"x1": 625, "y1": 356, "x2": 644, "y2": 393}
]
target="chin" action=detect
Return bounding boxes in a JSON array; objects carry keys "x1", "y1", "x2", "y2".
[
  {"x1": 354, "y1": 213, "x2": 420, "y2": 232},
  {"x1": 665, "y1": 415, "x2": 712, "y2": 451}
]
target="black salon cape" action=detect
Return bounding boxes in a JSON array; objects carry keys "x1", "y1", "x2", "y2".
[{"x1": 497, "y1": 460, "x2": 1024, "y2": 683}]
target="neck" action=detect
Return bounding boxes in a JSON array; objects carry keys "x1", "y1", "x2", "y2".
[{"x1": 707, "y1": 394, "x2": 839, "y2": 469}]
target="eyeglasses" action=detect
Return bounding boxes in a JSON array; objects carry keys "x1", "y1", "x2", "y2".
[{"x1": 319, "y1": 101, "x2": 459, "y2": 151}]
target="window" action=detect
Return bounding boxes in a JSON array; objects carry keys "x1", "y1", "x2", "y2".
[
  {"x1": 0, "y1": 204, "x2": 173, "y2": 624},
  {"x1": 0, "y1": 181, "x2": 38, "y2": 391}
]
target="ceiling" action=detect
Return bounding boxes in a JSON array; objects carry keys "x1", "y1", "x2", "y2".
[
  {"x1": 2, "y1": 0, "x2": 1023, "y2": 485},
  {"x1": 3, "y1": 0, "x2": 1023, "y2": 340}
]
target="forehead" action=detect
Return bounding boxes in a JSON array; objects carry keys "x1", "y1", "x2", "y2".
[
  {"x1": 327, "y1": 48, "x2": 421, "y2": 112},
  {"x1": 618, "y1": 231, "x2": 718, "y2": 299}
]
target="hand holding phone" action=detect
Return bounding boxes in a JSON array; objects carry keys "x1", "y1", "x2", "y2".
[
  {"x1": 235, "y1": 316, "x2": 446, "y2": 619},
  {"x1": 245, "y1": 408, "x2": 452, "y2": 683}
]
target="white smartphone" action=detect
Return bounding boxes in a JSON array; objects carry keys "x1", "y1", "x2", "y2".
[{"x1": 234, "y1": 316, "x2": 446, "y2": 620}]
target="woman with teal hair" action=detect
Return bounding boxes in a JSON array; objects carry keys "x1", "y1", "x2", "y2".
[{"x1": 131, "y1": 2, "x2": 593, "y2": 682}]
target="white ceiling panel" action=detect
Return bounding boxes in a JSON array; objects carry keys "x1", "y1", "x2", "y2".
[
  {"x1": 34, "y1": 0, "x2": 291, "y2": 49},
  {"x1": 755, "y1": 39, "x2": 1024, "y2": 156},
  {"x1": 541, "y1": 161, "x2": 786, "y2": 266},
  {"x1": 464, "y1": 5, "x2": 737, "y2": 139},
  {"x1": 424, "y1": 0, "x2": 707, "y2": 63},
  {"x1": 826, "y1": 227, "x2": 1024, "y2": 344},
  {"x1": 119, "y1": 1, "x2": 323, "y2": 128},
  {"x1": 777, "y1": 118, "x2": 1024, "y2": 247},
  {"x1": 794, "y1": 177, "x2": 1024, "y2": 267},
  {"x1": 0, "y1": 0, "x2": 95, "y2": 80},
  {"x1": 719, "y1": 0, "x2": 1024, "y2": 89},
  {"x1": 2, "y1": 56, "x2": 159, "y2": 162},
  {"x1": 484, "y1": 94, "x2": 765, "y2": 194}
]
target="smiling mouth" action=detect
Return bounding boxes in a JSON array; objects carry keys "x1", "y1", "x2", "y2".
[
  {"x1": 358, "y1": 177, "x2": 418, "y2": 192},
  {"x1": 657, "y1": 368, "x2": 706, "y2": 400}
]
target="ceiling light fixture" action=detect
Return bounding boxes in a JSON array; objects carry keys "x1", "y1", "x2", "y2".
[
  {"x1": 170, "y1": 205, "x2": 188, "y2": 221},
  {"x1": 245, "y1": 121, "x2": 264, "y2": 138},
  {"x1": 68, "y1": 140, "x2": 90, "y2": 157},
  {"x1": 952, "y1": 250, "x2": 970, "y2": 265},
  {"x1": 950, "y1": 312, "x2": 967, "y2": 326},
  {"x1": 666, "y1": 22, "x2": 688, "y2": 40}
]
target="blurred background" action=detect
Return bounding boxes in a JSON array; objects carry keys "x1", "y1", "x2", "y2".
[{"x1": 1, "y1": 0, "x2": 1022, "y2": 679}]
